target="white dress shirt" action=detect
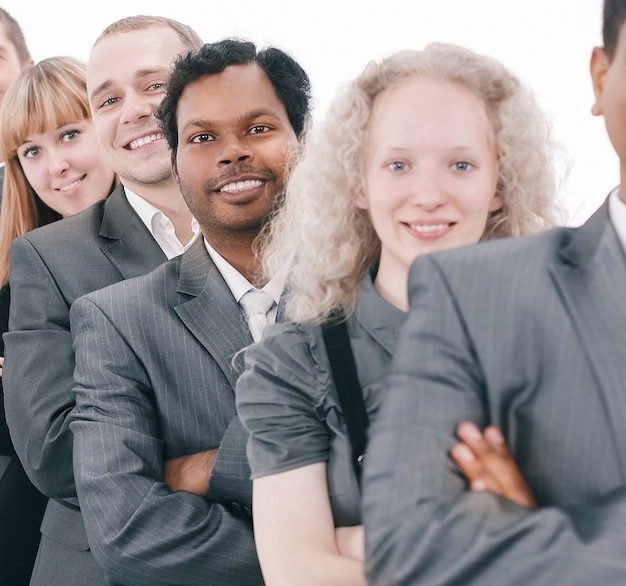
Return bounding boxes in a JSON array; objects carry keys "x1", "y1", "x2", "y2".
[
  {"x1": 608, "y1": 187, "x2": 626, "y2": 254},
  {"x1": 125, "y1": 187, "x2": 200, "y2": 259},
  {"x1": 204, "y1": 239, "x2": 285, "y2": 327}
]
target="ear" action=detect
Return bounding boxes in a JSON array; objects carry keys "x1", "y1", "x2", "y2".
[
  {"x1": 353, "y1": 188, "x2": 370, "y2": 210},
  {"x1": 171, "y1": 155, "x2": 179, "y2": 182},
  {"x1": 590, "y1": 46, "x2": 609, "y2": 116},
  {"x1": 488, "y1": 194, "x2": 503, "y2": 213}
]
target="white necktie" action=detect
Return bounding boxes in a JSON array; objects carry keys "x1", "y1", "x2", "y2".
[{"x1": 239, "y1": 289, "x2": 274, "y2": 342}]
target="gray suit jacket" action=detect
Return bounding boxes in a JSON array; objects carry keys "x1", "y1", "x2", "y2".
[
  {"x1": 363, "y1": 201, "x2": 626, "y2": 585},
  {"x1": 68, "y1": 239, "x2": 263, "y2": 586},
  {"x1": 2, "y1": 185, "x2": 166, "y2": 585}
]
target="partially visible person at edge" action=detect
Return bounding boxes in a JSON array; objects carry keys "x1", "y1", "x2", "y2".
[
  {"x1": 235, "y1": 42, "x2": 565, "y2": 586},
  {"x1": 0, "y1": 56, "x2": 116, "y2": 586},
  {"x1": 0, "y1": 7, "x2": 33, "y2": 208},
  {"x1": 2, "y1": 16, "x2": 202, "y2": 586}
]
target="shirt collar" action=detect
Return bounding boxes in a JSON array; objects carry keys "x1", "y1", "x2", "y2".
[
  {"x1": 124, "y1": 186, "x2": 200, "y2": 258},
  {"x1": 608, "y1": 187, "x2": 626, "y2": 254},
  {"x1": 203, "y1": 238, "x2": 285, "y2": 306},
  {"x1": 124, "y1": 187, "x2": 197, "y2": 234}
]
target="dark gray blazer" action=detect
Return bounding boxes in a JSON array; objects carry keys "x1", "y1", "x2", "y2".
[
  {"x1": 68, "y1": 239, "x2": 263, "y2": 586},
  {"x1": 363, "y1": 201, "x2": 626, "y2": 585},
  {"x1": 3, "y1": 185, "x2": 166, "y2": 585}
]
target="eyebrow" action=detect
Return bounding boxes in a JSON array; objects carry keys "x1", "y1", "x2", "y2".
[
  {"x1": 181, "y1": 108, "x2": 283, "y2": 131},
  {"x1": 89, "y1": 67, "x2": 170, "y2": 103}
]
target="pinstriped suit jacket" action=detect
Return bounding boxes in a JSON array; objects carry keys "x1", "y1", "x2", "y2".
[
  {"x1": 68, "y1": 238, "x2": 263, "y2": 586},
  {"x1": 3, "y1": 185, "x2": 166, "y2": 585},
  {"x1": 363, "y1": 201, "x2": 626, "y2": 585}
]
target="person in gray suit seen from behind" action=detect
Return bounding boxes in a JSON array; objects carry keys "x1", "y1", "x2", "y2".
[
  {"x1": 363, "y1": 0, "x2": 626, "y2": 584},
  {"x1": 2, "y1": 15, "x2": 203, "y2": 586},
  {"x1": 68, "y1": 39, "x2": 311, "y2": 586}
]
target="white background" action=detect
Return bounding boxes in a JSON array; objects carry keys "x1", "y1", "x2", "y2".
[{"x1": 2, "y1": 0, "x2": 614, "y2": 224}]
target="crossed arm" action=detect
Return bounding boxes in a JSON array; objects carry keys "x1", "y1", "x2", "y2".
[
  {"x1": 363, "y1": 256, "x2": 626, "y2": 585},
  {"x1": 250, "y1": 423, "x2": 534, "y2": 586},
  {"x1": 69, "y1": 295, "x2": 261, "y2": 586}
]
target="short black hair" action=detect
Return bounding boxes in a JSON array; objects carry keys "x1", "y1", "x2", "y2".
[
  {"x1": 157, "y1": 38, "x2": 312, "y2": 156},
  {"x1": 603, "y1": 0, "x2": 626, "y2": 60}
]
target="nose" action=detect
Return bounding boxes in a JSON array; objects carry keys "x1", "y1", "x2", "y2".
[
  {"x1": 48, "y1": 150, "x2": 70, "y2": 176},
  {"x1": 218, "y1": 135, "x2": 253, "y2": 166},
  {"x1": 119, "y1": 91, "x2": 153, "y2": 124},
  {"x1": 410, "y1": 169, "x2": 449, "y2": 211}
]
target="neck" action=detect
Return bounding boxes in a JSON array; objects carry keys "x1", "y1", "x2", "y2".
[
  {"x1": 124, "y1": 177, "x2": 194, "y2": 245},
  {"x1": 374, "y1": 254, "x2": 409, "y2": 312},
  {"x1": 205, "y1": 230, "x2": 265, "y2": 286}
]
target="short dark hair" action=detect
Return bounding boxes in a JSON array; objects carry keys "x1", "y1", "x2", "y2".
[
  {"x1": 603, "y1": 0, "x2": 626, "y2": 60},
  {"x1": 0, "y1": 8, "x2": 31, "y2": 63},
  {"x1": 157, "y1": 38, "x2": 312, "y2": 156}
]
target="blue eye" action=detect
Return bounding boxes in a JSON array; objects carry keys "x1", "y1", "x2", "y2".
[
  {"x1": 388, "y1": 161, "x2": 407, "y2": 172},
  {"x1": 453, "y1": 161, "x2": 472, "y2": 171},
  {"x1": 22, "y1": 146, "x2": 39, "y2": 159},
  {"x1": 61, "y1": 130, "x2": 80, "y2": 143},
  {"x1": 100, "y1": 97, "x2": 119, "y2": 108}
]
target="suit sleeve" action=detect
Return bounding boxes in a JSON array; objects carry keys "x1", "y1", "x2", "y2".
[
  {"x1": 362, "y1": 255, "x2": 626, "y2": 586},
  {"x1": 69, "y1": 295, "x2": 263, "y2": 586},
  {"x1": 3, "y1": 237, "x2": 77, "y2": 497},
  {"x1": 207, "y1": 415, "x2": 253, "y2": 510}
]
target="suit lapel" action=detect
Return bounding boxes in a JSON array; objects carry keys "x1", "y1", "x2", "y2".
[
  {"x1": 550, "y1": 201, "x2": 626, "y2": 474},
  {"x1": 174, "y1": 240, "x2": 253, "y2": 389},
  {"x1": 98, "y1": 185, "x2": 166, "y2": 279}
]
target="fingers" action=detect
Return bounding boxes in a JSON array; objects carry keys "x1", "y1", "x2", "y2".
[
  {"x1": 451, "y1": 422, "x2": 504, "y2": 491},
  {"x1": 449, "y1": 442, "x2": 490, "y2": 491},
  {"x1": 451, "y1": 422, "x2": 537, "y2": 509},
  {"x1": 450, "y1": 424, "x2": 501, "y2": 494}
]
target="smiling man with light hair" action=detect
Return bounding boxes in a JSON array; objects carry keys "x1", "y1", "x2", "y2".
[{"x1": 3, "y1": 15, "x2": 202, "y2": 586}]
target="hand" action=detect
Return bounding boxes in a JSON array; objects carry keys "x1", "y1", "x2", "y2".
[
  {"x1": 335, "y1": 525, "x2": 365, "y2": 562},
  {"x1": 450, "y1": 422, "x2": 537, "y2": 508},
  {"x1": 163, "y1": 449, "x2": 218, "y2": 495}
]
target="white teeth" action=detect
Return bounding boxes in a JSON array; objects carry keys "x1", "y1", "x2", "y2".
[
  {"x1": 128, "y1": 133, "x2": 163, "y2": 150},
  {"x1": 219, "y1": 179, "x2": 264, "y2": 193},
  {"x1": 59, "y1": 178, "x2": 82, "y2": 192},
  {"x1": 410, "y1": 223, "x2": 449, "y2": 233}
]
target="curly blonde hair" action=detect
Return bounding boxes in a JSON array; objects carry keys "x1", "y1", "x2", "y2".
[{"x1": 262, "y1": 43, "x2": 564, "y2": 325}]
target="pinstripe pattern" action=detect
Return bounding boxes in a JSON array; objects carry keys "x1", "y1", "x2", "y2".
[
  {"x1": 3, "y1": 186, "x2": 166, "y2": 585},
  {"x1": 69, "y1": 238, "x2": 263, "y2": 586},
  {"x1": 363, "y1": 201, "x2": 626, "y2": 585}
]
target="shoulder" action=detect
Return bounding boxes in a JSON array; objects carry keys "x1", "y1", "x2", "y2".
[
  {"x1": 239, "y1": 322, "x2": 330, "y2": 405},
  {"x1": 10, "y1": 201, "x2": 108, "y2": 268},
  {"x1": 412, "y1": 227, "x2": 571, "y2": 284},
  {"x1": 15, "y1": 200, "x2": 107, "y2": 252},
  {"x1": 74, "y1": 256, "x2": 182, "y2": 313},
  {"x1": 247, "y1": 322, "x2": 325, "y2": 369}
]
